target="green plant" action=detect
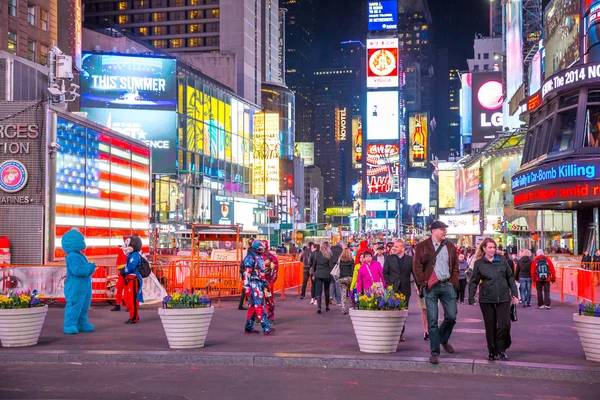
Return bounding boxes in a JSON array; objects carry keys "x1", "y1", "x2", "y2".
[
  {"x1": 162, "y1": 290, "x2": 211, "y2": 309},
  {"x1": 357, "y1": 285, "x2": 407, "y2": 311},
  {"x1": 579, "y1": 302, "x2": 600, "y2": 317},
  {"x1": 0, "y1": 290, "x2": 45, "y2": 309}
]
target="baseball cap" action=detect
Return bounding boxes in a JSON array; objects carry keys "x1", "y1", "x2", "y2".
[{"x1": 430, "y1": 220, "x2": 449, "y2": 230}]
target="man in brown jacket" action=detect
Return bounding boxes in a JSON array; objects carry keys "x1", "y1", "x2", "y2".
[{"x1": 412, "y1": 220, "x2": 459, "y2": 364}]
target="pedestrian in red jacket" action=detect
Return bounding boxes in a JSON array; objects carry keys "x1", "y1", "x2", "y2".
[
  {"x1": 530, "y1": 249, "x2": 556, "y2": 309},
  {"x1": 111, "y1": 234, "x2": 131, "y2": 312}
]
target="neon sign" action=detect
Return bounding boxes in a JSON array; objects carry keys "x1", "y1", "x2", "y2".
[{"x1": 512, "y1": 160, "x2": 599, "y2": 191}]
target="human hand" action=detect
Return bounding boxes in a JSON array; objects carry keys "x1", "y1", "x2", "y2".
[{"x1": 511, "y1": 296, "x2": 519, "y2": 305}]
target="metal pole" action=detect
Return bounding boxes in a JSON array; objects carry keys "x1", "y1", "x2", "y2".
[
  {"x1": 385, "y1": 199, "x2": 389, "y2": 242},
  {"x1": 540, "y1": 210, "x2": 545, "y2": 252},
  {"x1": 594, "y1": 208, "x2": 600, "y2": 251}
]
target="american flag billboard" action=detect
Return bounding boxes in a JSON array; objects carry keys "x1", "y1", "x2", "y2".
[{"x1": 54, "y1": 117, "x2": 150, "y2": 258}]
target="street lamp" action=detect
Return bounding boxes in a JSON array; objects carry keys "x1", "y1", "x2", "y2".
[
  {"x1": 500, "y1": 176, "x2": 507, "y2": 249},
  {"x1": 500, "y1": 177, "x2": 507, "y2": 204}
]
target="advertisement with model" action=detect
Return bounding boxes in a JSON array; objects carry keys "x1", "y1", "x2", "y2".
[{"x1": 471, "y1": 72, "x2": 503, "y2": 143}]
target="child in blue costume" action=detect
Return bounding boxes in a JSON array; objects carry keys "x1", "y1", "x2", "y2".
[{"x1": 62, "y1": 230, "x2": 96, "y2": 335}]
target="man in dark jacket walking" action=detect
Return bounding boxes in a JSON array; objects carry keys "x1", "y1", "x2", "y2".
[
  {"x1": 384, "y1": 239, "x2": 413, "y2": 341},
  {"x1": 413, "y1": 221, "x2": 459, "y2": 365},
  {"x1": 515, "y1": 249, "x2": 533, "y2": 307}
]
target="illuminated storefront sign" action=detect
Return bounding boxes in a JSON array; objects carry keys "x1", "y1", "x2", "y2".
[
  {"x1": 367, "y1": 1, "x2": 398, "y2": 31},
  {"x1": 81, "y1": 53, "x2": 177, "y2": 110},
  {"x1": 408, "y1": 113, "x2": 428, "y2": 168},
  {"x1": 514, "y1": 181, "x2": 600, "y2": 207},
  {"x1": 337, "y1": 107, "x2": 348, "y2": 141},
  {"x1": 252, "y1": 113, "x2": 280, "y2": 195},
  {"x1": 366, "y1": 38, "x2": 399, "y2": 88},
  {"x1": 512, "y1": 160, "x2": 600, "y2": 191},
  {"x1": 352, "y1": 116, "x2": 363, "y2": 168}
]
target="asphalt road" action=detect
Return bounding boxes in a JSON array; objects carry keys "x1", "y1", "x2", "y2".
[{"x1": 0, "y1": 363, "x2": 597, "y2": 400}]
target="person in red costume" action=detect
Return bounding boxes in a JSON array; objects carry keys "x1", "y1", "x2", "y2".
[
  {"x1": 111, "y1": 234, "x2": 131, "y2": 312},
  {"x1": 262, "y1": 240, "x2": 279, "y2": 324},
  {"x1": 354, "y1": 240, "x2": 370, "y2": 265}
]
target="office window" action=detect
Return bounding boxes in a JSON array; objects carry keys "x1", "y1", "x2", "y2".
[
  {"x1": 7, "y1": 32, "x2": 17, "y2": 54},
  {"x1": 133, "y1": 13, "x2": 148, "y2": 23},
  {"x1": 585, "y1": 105, "x2": 600, "y2": 147},
  {"x1": 188, "y1": 24, "x2": 200, "y2": 33},
  {"x1": 118, "y1": 15, "x2": 129, "y2": 24},
  {"x1": 551, "y1": 108, "x2": 577, "y2": 153},
  {"x1": 118, "y1": 2, "x2": 128, "y2": 10},
  {"x1": 27, "y1": 41, "x2": 35, "y2": 62},
  {"x1": 483, "y1": 64, "x2": 489, "y2": 71},
  {"x1": 134, "y1": 0, "x2": 148, "y2": 7},
  {"x1": 8, "y1": 0, "x2": 16, "y2": 17},
  {"x1": 206, "y1": 22, "x2": 219, "y2": 32},
  {"x1": 211, "y1": 9, "x2": 219, "y2": 18},
  {"x1": 189, "y1": 10, "x2": 201, "y2": 19},
  {"x1": 40, "y1": 9, "x2": 48, "y2": 30},
  {"x1": 477, "y1": 53, "x2": 481, "y2": 60},
  {"x1": 153, "y1": 40, "x2": 167, "y2": 48},
  {"x1": 152, "y1": 0, "x2": 167, "y2": 6},
  {"x1": 171, "y1": 0, "x2": 184, "y2": 5},
  {"x1": 171, "y1": 11, "x2": 185, "y2": 20},
  {"x1": 153, "y1": 12, "x2": 167, "y2": 22},
  {"x1": 153, "y1": 26, "x2": 166, "y2": 35},
  {"x1": 28, "y1": 5, "x2": 35, "y2": 25},
  {"x1": 170, "y1": 39, "x2": 184, "y2": 48},
  {"x1": 39, "y1": 44, "x2": 48, "y2": 65},
  {"x1": 139, "y1": 27, "x2": 148, "y2": 36},
  {"x1": 484, "y1": 53, "x2": 489, "y2": 59},
  {"x1": 170, "y1": 25, "x2": 185, "y2": 34},
  {"x1": 205, "y1": 36, "x2": 219, "y2": 47}
]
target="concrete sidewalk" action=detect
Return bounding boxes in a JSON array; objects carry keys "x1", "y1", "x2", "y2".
[{"x1": 1, "y1": 292, "x2": 600, "y2": 382}]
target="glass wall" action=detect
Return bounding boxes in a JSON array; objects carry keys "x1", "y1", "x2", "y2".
[{"x1": 261, "y1": 83, "x2": 296, "y2": 160}]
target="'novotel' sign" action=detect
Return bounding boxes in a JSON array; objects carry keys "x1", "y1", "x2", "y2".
[{"x1": 512, "y1": 160, "x2": 600, "y2": 192}]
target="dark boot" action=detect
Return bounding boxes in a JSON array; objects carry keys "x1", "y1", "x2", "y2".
[
  {"x1": 316, "y1": 296, "x2": 322, "y2": 313},
  {"x1": 111, "y1": 305, "x2": 121, "y2": 312}
]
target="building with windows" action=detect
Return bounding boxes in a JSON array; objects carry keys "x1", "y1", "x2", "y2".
[
  {"x1": 448, "y1": 68, "x2": 461, "y2": 155},
  {"x1": 0, "y1": 0, "x2": 56, "y2": 65},
  {"x1": 83, "y1": 0, "x2": 282, "y2": 105},
  {"x1": 467, "y1": 35, "x2": 502, "y2": 72}
]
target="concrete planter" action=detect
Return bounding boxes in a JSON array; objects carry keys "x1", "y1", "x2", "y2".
[
  {"x1": 0, "y1": 305, "x2": 48, "y2": 347},
  {"x1": 158, "y1": 306, "x2": 214, "y2": 349},
  {"x1": 349, "y1": 308, "x2": 408, "y2": 353},
  {"x1": 573, "y1": 313, "x2": 600, "y2": 362}
]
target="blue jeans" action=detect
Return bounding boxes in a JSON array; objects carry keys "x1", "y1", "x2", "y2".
[
  {"x1": 330, "y1": 279, "x2": 342, "y2": 303},
  {"x1": 519, "y1": 278, "x2": 532, "y2": 305},
  {"x1": 424, "y1": 282, "x2": 458, "y2": 356}
]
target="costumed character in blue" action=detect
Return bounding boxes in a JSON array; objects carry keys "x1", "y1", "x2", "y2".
[
  {"x1": 243, "y1": 241, "x2": 274, "y2": 335},
  {"x1": 62, "y1": 229, "x2": 96, "y2": 335},
  {"x1": 121, "y1": 234, "x2": 144, "y2": 324}
]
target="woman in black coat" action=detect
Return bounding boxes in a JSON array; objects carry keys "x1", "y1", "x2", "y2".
[
  {"x1": 469, "y1": 238, "x2": 519, "y2": 361},
  {"x1": 311, "y1": 244, "x2": 332, "y2": 314}
]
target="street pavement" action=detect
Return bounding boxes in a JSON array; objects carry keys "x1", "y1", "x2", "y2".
[
  {"x1": 1, "y1": 363, "x2": 599, "y2": 400},
  {"x1": 1, "y1": 290, "x2": 599, "y2": 382}
]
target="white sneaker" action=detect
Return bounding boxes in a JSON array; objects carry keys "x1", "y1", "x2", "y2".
[
  {"x1": 545, "y1": 305, "x2": 551, "y2": 309},
  {"x1": 310, "y1": 299, "x2": 315, "y2": 305}
]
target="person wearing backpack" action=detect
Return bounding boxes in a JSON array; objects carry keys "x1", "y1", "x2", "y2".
[
  {"x1": 121, "y1": 235, "x2": 145, "y2": 324},
  {"x1": 530, "y1": 249, "x2": 556, "y2": 309}
]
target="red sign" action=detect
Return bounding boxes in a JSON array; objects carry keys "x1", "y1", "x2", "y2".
[
  {"x1": 527, "y1": 93, "x2": 541, "y2": 111},
  {"x1": 513, "y1": 181, "x2": 600, "y2": 207},
  {"x1": 367, "y1": 38, "x2": 399, "y2": 88}
]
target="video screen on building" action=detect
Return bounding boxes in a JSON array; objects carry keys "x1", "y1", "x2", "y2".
[
  {"x1": 80, "y1": 53, "x2": 177, "y2": 110},
  {"x1": 406, "y1": 178, "x2": 430, "y2": 216},
  {"x1": 294, "y1": 142, "x2": 314, "y2": 166},
  {"x1": 438, "y1": 170, "x2": 456, "y2": 209},
  {"x1": 471, "y1": 72, "x2": 503, "y2": 143},
  {"x1": 367, "y1": 38, "x2": 399, "y2": 88},
  {"x1": 252, "y1": 113, "x2": 280, "y2": 195},
  {"x1": 544, "y1": 0, "x2": 580, "y2": 76},
  {"x1": 368, "y1": 1, "x2": 398, "y2": 31},
  {"x1": 408, "y1": 113, "x2": 428, "y2": 169},
  {"x1": 456, "y1": 165, "x2": 479, "y2": 214},
  {"x1": 585, "y1": 1, "x2": 600, "y2": 63},
  {"x1": 366, "y1": 143, "x2": 399, "y2": 196},
  {"x1": 366, "y1": 91, "x2": 399, "y2": 140},
  {"x1": 506, "y1": 0, "x2": 523, "y2": 100},
  {"x1": 352, "y1": 117, "x2": 363, "y2": 168},
  {"x1": 83, "y1": 108, "x2": 177, "y2": 175}
]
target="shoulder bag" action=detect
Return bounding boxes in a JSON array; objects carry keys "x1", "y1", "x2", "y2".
[
  {"x1": 418, "y1": 240, "x2": 447, "y2": 296},
  {"x1": 330, "y1": 259, "x2": 341, "y2": 281}
]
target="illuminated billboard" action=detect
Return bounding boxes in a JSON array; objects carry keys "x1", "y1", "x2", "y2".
[
  {"x1": 367, "y1": 38, "x2": 399, "y2": 88},
  {"x1": 252, "y1": 113, "x2": 280, "y2": 195},
  {"x1": 456, "y1": 165, "x2": 479, "y2": 214},
  {"x1": 438, "y1": 170, "x2": 456, "y2": 209},
  {"x1": 337, "y1": 107, "x2": 348, "y2": 142},
  {"x1": 368, "y1": 1, "x2": 398, "y2": 31},
  {"x1": 366, "y1": 143, "x2": 400, "y2": 195},
  {"x1": 212, "y1": 195, "x2": 235, "y2": 225},
  {"x1": 81, "y1": 53, "x2": 177, "y2": 110},
  {"x1": 544, "y1": 0, "x2": 580, "y2": 76},
  {"x1": 294, "y1": 142, "x2": 314, "y2": 166},
  {"x1": 366, "y1": 91, "x2": 399, "y2": 140},
  {"x1": 407, "y1": 178, "x2": 430, "y2": 216},
  {"x1": 471, "y1": 72, "x2": 503, "y2": 143},
  {"x1": 408, "y1": 113, "x2": 428, "y2": 168},
  {"x1": 585, "y1": 1, "x2": 600, "y2": 63},
  {"x1": 83, "y1": 107, "x2": 177, "y2": 174},
  {"x1": 506, "y1": 0, "x2": 523, "y2": 100},
  {"x1": 352, "y1": 116, "x2": 363, "y2": 168}
]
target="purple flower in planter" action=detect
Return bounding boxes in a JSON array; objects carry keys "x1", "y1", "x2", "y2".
[
  {"x1": 162, "y1": 295, "x2": 172, "y2": 304},
  {"x1": 579, "y1": 303, "x2": 586, "y2": 314},
  {"x1": 378, "y1": 299, "x2": 386, "y2": 309},
  {"x1": 595, "y1": 305, "x2": 600, "y2": 317},
  {"x1": 395, "y1": 298, "x2": 402, "y2": 308},
  {"x1": 388, "y1": 298, "x2": 395, "y2": 308}
]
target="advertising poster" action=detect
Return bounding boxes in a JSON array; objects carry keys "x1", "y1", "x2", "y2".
[
  {"x1": 585, "y1": 1, "x2": 600, "y2": 63},
  {"x1": 471, "y1": 72, "x2": 503, "y2": 143},
  {"x1": 408, "y1": 113, "x2": 428, "y2": 168},
  {"x1": 438, "y1": 170, "x2": 456, "y2": 209},
  {"x1": 366, "y1": 91, "x2": 399, "y2": 140},
  {"x1": 352, "y1": 116, "x2": 363, "y2": 168},
  {"x1": 506, "y1": 0, "x2": 523, "y2": 100},
  {"x1": 544, "y1": 0, "x2": 580, "y2": 76},
  {"x1": 439, "y1": 215, "x2": 480, "y2": 235},
  {"x1": 460, "y1": 73, "x2": 472, "y2": 138},
  {"x1": 212, "y1": 195, "x2": 235, "y2": 225},
  {"x1": 252, "y1": 113, "x2": 280, "y2": 195},
  {"x1": 406, "y1": 178, "x2": 430, "y2": 216},
  {"x1": 80, "y1": 53, "x2": 177, "y2": 110},
  {"x1": 368, "y1": 1, "x2": 398, "y2": 31},
  {"x1": 367, "y1": 38, "x2": 399, "y2": 88},
  {"x1": 366, "y1": 143, "x2": 400, "y2": 196},
  {"x1": 455, "y1": 165, "x2": 480, "y2": 213},
  {"x1": 294, "y1": 142, "x2": 314, "y2": 166},
  {"x1": 83, "y1": 108, "x2": 177, "y2": 174}
]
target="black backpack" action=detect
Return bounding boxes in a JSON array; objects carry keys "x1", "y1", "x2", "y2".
[
  {"x1": 138, "y1": 252, "x2": 152, "y2": 278},
  {"x1": 535, "y1": 257, "x2": 549, "y2": 280}
]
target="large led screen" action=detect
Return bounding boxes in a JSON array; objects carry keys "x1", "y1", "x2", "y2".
[
  {"x1": 368, "y1": 1, "x2": 398, "y2": 31},
  {"x1": 456, "y1": 165, "x2": 479, "y2": 214},
  {"x1": 407, "y1": 178, "x2": 430, "y2": 216},
  {"x1": 365, "y1": 199, "x2": 396, "y2": 211},
  {"x1": 81, "y1": 54, "x2": 176, "y2": 110},
  {"x1": 212, "y1": 195, "x2": 235, "y2": 225},
  {"x1": 294, "y1": 142, "x2": 314, "y2": 166},
  {"x1": 352, "y1": 116, "x2": 363, "y2": 168},
  {"x1": 252, "y1": 113, "x2": 280, "y2": 195},
  {"x1": 367, "y1": 38, "x2": 399, "y2": 88},
  {"x1": 438, "y1": 170, "x2": 456, "y2": 209},
  {"x1": 54, "y1": 117, "x2": 150, "y2": 258},
  {"x1": 544, "y1": 0, "x2": 580, "y2": 76},
  {"x1": 366, "y1": 143, "x2": 400, "y2": 196},
  {"x1": 83, "y1": 108, "x2": 177, "y2": 174},
  {"x1": 408, "y1": 113, "x2": 428, "y2": 168},
  {"x1": 585, "y1": 1, "x2": 600, "y2": 63},
  {"x1": 471, "y1": 72, "x2": 503, "y2": 143},
  {"x1": 366, "y1": 91, "x2": 399, "y2": 140},
  {"x1": 506, "y1": 0, "x2": 523, "y2": 100}
]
